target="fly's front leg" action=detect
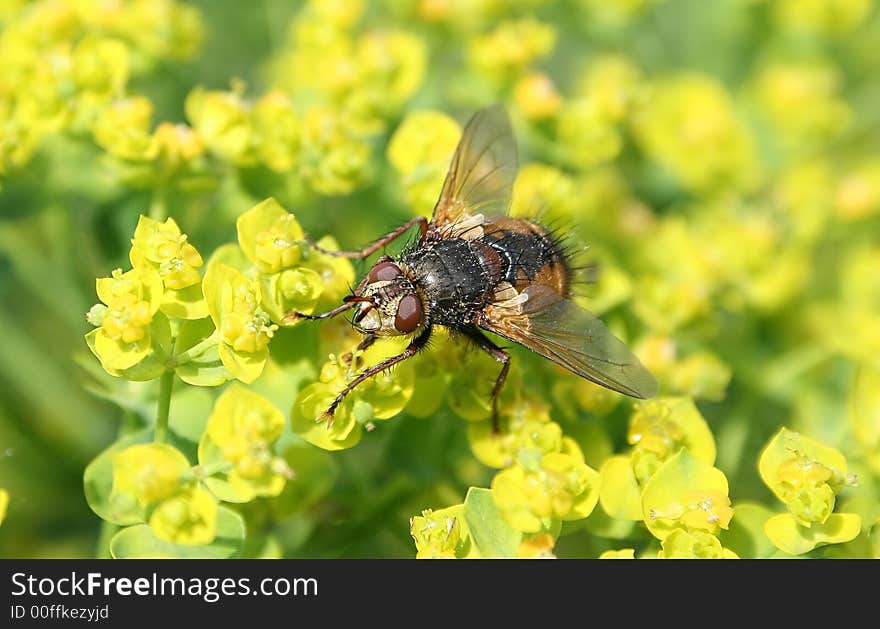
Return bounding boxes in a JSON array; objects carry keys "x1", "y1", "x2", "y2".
[
  {"x1": 465, "y1": 329, "x2": 511, "y2": 434},
  {"x1": 282, "y1": 301, "x2": 357, "y2": 325},
  {"x1": 320, "y1": 327, "x2": 431, "y2": 426},
  {"x1": 307, "y1": 216, "x2": 428, "y2": 259}
]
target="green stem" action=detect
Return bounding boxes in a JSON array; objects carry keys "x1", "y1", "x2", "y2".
[
  {"x1": 168, "y1": 330, "x2": 221, "y2": 368},
  {"x1": 154, "y1": 369, "x2": 174, "y2": 443},
  {"x1": 95, "y1": 519, "x2": 117, "y2": 559},
  {"x1": 191, "y1": 461, "x2": 233, "y2": 481},
  {"x1": 148, "y1": 182, "x2": 168, "y2": 221}
]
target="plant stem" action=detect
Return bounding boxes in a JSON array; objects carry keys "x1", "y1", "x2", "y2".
[
  {"x1": 148, "y1": 181, "x2": 168, "y2": 221},
  {"x1": 154, "y1": 369, "x2": 174, "y2": 443},
  {"x1": 168, "y1": 330, "x2": 221, "y2": 368},
  {"x1": 95, "y1": 519, "x2": 117, "y2": 559}
]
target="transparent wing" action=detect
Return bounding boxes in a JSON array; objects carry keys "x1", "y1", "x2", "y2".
[
  {"x1": 479, "y1": 285, "x2": 658, "y2": 399},
  {"x1": 431, "y1": 103, "x2": 518, "y2": 231}
]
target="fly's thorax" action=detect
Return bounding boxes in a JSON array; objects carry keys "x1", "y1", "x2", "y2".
[
  {"x1": 351, "y1": 260, "x2": 427, "y2": 336},
  {"x1": 401, "y1": 238, "x2": 501, "y2": 327}
]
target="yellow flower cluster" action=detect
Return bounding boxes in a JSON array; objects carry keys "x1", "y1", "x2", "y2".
[
  {"x1": 50, "y1": 0, "x2": 879, "y2": 560},
  {"x1": 86, "y1": 216, "x2": 206, "y2": 379},
  {"x1": 0, "y1": 0, "x2": 202, "y2": 180}
]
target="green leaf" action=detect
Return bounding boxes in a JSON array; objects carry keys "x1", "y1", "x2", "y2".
[
  {"x1": 168, "y1": 386, "x2": 213, "y2": 444},
  {"x1": 174, "y1": 318, "x2": 227, "y2": 386},
  {"x1": 177, "y1": 354, "x2": 230, "y2": 386},
  {"x1": 83, "y1": 428, "x2": 152, "y2": 526},
  {"x1": 202, "y1": 476, "x2": 252, "y2": 503},
  {"x1": 110, "y1": 506, "x2": 245, "y2": 558},
  {"x1": 720, "y1": 501, "x2": 777, "y2": 559},
  {"x1": 463, "y1": 487, "x2": 522, "y2": 558},
  {"x1": 583, "y1": 508, "x2": 637, "y2": 540},
  {"x1": 175, "y1": 317, "x2": 218, "y2": 357}
]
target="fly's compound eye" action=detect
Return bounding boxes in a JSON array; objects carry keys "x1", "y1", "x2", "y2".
[
  {"x1": 394, "y1": 294, "x2": 423, "y2": 333},
  {"x1": 367, "y1": 261, "x2": 402, "y2": 283}
]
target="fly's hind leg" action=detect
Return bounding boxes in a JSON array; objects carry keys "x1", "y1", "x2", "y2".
[{"x1": 465, "y1": 329, "x2": 511, "y2": 434}]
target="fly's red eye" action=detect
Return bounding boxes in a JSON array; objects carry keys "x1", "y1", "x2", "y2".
[
  {"x1": 368, "y1": 261, "x2": 402, "y2": 283},
  {"x1": 394, "y1": 294, "x2": 423, "y2": 333}
]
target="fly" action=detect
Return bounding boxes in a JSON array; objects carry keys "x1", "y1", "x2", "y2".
[{"x1": 286, "y1": 104, "x2": 658, "y2": 428}]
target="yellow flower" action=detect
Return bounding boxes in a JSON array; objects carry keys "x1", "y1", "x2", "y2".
[
  {"x1": 92, "y1": 96, "x2": 156, "y2": 161},
  {"x1": 152, "y1": 122, "x2": 204, "y2": 166},
  {"x1": 131, "y1": 216, "x2": 203, "y2": 290},
  {"x1": 658, "y1": 529, "x2": 736, "y2": 559},
  {"x1": 492, "y1": 451, "x2": 600, "y2": 533},
  {"x1": 89, "y1": 266, "x2": 164, "y2": 371},
  {"x1": 130, "y1": 215, "x2": 207, "y2": 320},
  {"x1": 236, "y1": 198, "x2": 306, "y2": 275},
  {"x1": 576, "y1": 54, "x2": 643, "y2": 121},
  {"x1": 112, "y1": 443, "x2": 190, "y2": 508},
  {"x1": 516, "y1": 533, "x2": 556, "y2": 558},
  {"x1": 149, "y1": 486, "x2": 218, "y2": 545},
  {"x1": 411, "y1": 507, "x2": 463, "y2": 559},
  {"x1": 557, "y1": 98, "x2": 622, "y2": 169},
  {"x1": 627, "y1": 397, "x2": 716, "y2": 484},
  {"x1": 72, "y1": 36, "x2": 128, "y2": 97},
  {"x1": 203, "y1": 261, "x2": 277, "y2": 383},
  {"x1": 758, "y1": 428, "x2": 856, "y2": 527},
  {"x1": 185, "y1": 85, "x2": 251, "y2": 163},
  {"x1": 835, "y1": 160, "x2": 880, "y2": 221},
  {"x1": 632, "y1": 74, "x2": 758, "y2": 192},
  {"x1": 387, "y1": 110, "x2": 461, "y2": 216},
  {"x1": 514, "y1": 72, "x2": 562, "y2": 120},
  {"x1": 752, "y1": 59, "x2": 850, "y2": 147},
  {"x1": 298, "y1": 105, "x2": 371, "y2": 195},
  {"x1": 469, "y1": 19, "x2": 556, "y2": 79},
  {"x1": 200, "y1": 384, "x2": 291, "y2": 500},
  {"x1": 641, "y1": 449, "x2": 732, "y2": 540},
  {"x1": 677, "y1": 490, "x2": 735, "y2": 532},
  {"x1": 250, "y1": 90, "x2": 300, "y2": 172}
]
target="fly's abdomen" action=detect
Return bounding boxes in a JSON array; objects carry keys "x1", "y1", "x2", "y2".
[{"x1": 480, "y1": 218, "x2": 571, "y2": 297}]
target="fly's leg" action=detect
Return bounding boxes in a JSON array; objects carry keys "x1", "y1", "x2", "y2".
[
  {"x1": 282, "y1": 301, "x2": 357, "y2": 325},
  {"x1": 307, "y1": 216, "x2": 428, "y2": 259},
  {"x1": 465, "y1": 329, "x2": 511, "y2": 434},
  {"x1": 321, "y1": 327, "x2": 431, "y2": 426}
]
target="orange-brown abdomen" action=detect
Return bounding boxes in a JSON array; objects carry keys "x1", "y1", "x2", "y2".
[{"x1": 480, "y1": 217, "x2": 571, "y2": 297}]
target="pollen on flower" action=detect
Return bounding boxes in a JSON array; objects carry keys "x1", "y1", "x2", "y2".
[
  {"x1": 410, "y1": 508, "x2": 462, "y2": 559},
  {"x1": 680, "y1": 490, "x2": 733, "y2": 532},
  {"x1": 253, "y1": 214, "x2": 306, "y2": 273}
]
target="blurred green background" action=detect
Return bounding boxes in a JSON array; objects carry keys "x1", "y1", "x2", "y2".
[{"x1": 1, "y1": 0, "x2": 879, "y2": 558}]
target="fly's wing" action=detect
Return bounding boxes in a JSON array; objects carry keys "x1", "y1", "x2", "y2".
[
  {"x1": 478, "y1": 285, "x2": 658, "y2": 399},
  {"x1": 431, "y1": 104, "x2": 518, "y2": 235}
]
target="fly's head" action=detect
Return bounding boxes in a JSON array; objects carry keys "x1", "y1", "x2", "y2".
[{"x1": 348, "y1": 260, "x2": 426, "y2": 337}]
